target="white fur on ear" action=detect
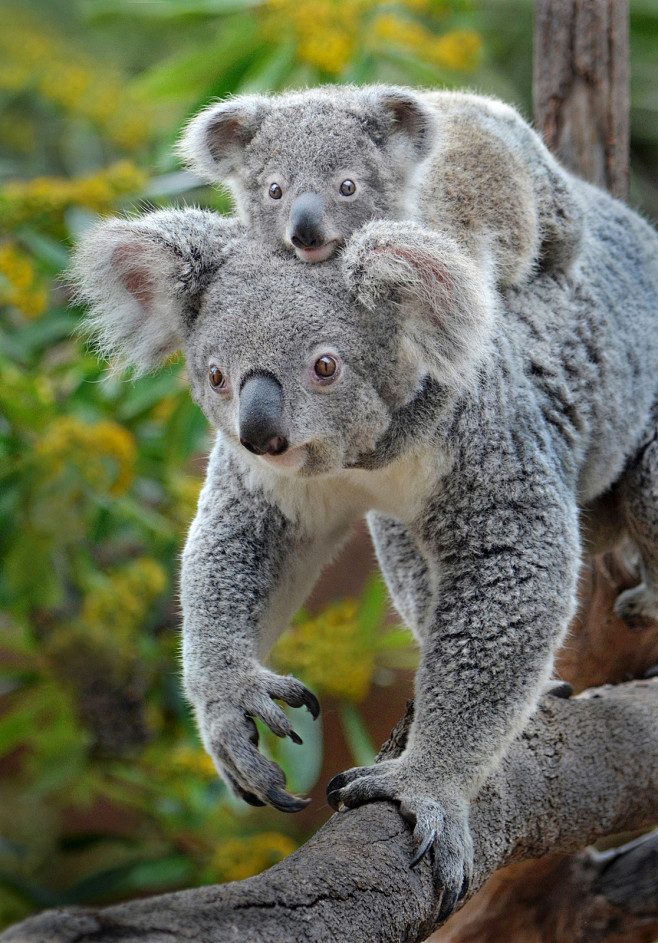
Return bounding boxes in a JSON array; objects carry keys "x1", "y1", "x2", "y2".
[
  {"x1": 71, "y1": 208, "x2": 240, "y2": 375},
  {"x1": 342, "y1": 220, "x2": 497, "y2": 390},
  {"x1": 177, "y1": 96, "x2": 271, "y2": 182}
]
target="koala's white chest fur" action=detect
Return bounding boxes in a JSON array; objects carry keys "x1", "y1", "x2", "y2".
[{"x1": 243, "y1": 444, "x2": 451, "y2": 535}]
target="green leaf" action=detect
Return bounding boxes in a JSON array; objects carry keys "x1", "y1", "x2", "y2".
[
  {"x1": 276, "y1": 708, "x2": 323, "y2": 794},
  {"x1": 84, "y1": 0, "x2": 263, "y2": 21},
  {"x1": 15, "y1": 230, "x2": 71, "y2": 271},
  {"x1": 340, "y1": 703, "x2": 376, "y2": 767},
  {"x1": 358, "y1": 577, "x2": 389, "y2": 643},
  {"x1": 238, "y1": 42, "x2": 298, "y2": 94}
]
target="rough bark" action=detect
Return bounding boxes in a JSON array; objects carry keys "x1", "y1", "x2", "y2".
[
  {"x1": 533, "y1": 0, "x2": 630, "y2": 199},
  {"x1": 1, "y1": 680, "x2": 657, "y2": 943}
]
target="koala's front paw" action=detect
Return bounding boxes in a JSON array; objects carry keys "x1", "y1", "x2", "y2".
[
  {"x1": 197, "y1": 667, "x2": 319, "y2": 812},
  {"x1": 326, "y1": 758, "x2": 473, "y2": 921}
]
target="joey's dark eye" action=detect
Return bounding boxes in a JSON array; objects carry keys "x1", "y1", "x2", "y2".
[
  {"x1": 314, "y1": 355, "x2": 338, "y2": 379},
  {"x1": 209, "y1": 365, "x2": 226, "y2": 390},
  {"x1": 269, "y1": 183, "x2": 283, "y2": 200},
  {"x1": 339, "y1": 179, "x2": 356, "y2": 196}
]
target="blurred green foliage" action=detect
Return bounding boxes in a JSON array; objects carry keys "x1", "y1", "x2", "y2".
[{"x1": 1, "y1": 0, "x2": 657, "y2": 930}]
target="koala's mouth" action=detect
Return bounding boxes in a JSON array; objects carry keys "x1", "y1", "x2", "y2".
[
  {"x1": 262, "y1": 444, "x2": 307, "y2": 471},
  {"x1": 293, "y1": 241, "x2": 339, "y2": 263}
]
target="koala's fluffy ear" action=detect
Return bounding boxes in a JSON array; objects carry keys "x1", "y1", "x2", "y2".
[
  {"x1": 178, "y1": 96, "x2": 271, "y2": 181},
  {"x1": 72, "y1": 208, "x2": 240, "y2": 374},
  {"x1": 361, "y1": 87, "x2": 437, "y2": 162},
  {"x1": 343, "y1": 221, "x2": 497, "y2": 388}
]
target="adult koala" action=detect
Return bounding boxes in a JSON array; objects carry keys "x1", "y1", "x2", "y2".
[
  {"x1": 179, "y1": 85, "x2": 584, "y2": 285},
  {"x1": 73, "y1": 182, "x2": 658, "y2": 918}
]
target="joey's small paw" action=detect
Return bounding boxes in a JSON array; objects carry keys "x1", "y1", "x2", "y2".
[
  {"x1": 326, "y1": 759, "x2": 473, "y2": 920},
  {"x1": 614, "y1": 584, "x2": 658, "y2": 630},
  {"x1": 197, "y1": 667, "x2": 319, "y2": 811}
]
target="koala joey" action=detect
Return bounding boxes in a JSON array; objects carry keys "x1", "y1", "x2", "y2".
[
  {"x1": 73, "y1": 184, "x2": 658, "y2": 918},
  {"x1": 179, "y1": 84, "x2": 584, "y2": 285}
]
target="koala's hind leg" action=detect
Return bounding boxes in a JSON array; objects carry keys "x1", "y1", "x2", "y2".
[
  {"x1": 615, "y1": 431, "x2": 658, "y2": 628},
  {"x1": 367, "y1": 512, "x2": 435, "y2": 641}
]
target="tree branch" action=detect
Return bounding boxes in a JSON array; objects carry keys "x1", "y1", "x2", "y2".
[{"x1": 3, "y1": 679, "x2": 657, "y2": 943}]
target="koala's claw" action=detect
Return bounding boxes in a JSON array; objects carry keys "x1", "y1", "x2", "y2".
[
  {"x1": 326, "y1": 759, "x2": 473, "y2": 920},
  {"x1": 267, "y1": 786, "x2": 311, "y2": 813},
  {"x1": 199, "y1": 669, "x2": 318, "y2": 812},
  {"x1": 409, "y1": 828, "x2": 436, "y2": 868}
]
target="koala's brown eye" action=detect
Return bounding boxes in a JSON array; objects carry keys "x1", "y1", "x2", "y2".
[
  {"x1": 339, "y1": 179, "x2": 356, "y2": 197},
  {"x1": 314, "y1": 355, "x2": 337, "y2": 379},
  {"x1": 269, "y1": 183, "x2": 283, "y2": 200},
  {"x1": 209, "y1": 365, "x2": 226, "y2": 390}
]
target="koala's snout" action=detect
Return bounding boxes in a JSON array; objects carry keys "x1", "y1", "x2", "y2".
[
  {"x1": 289, "y1": 192, "x2": 325, "y2": 250},
  {"x1": 239, "y1": 372, "x2": 288, "y2": 456}
]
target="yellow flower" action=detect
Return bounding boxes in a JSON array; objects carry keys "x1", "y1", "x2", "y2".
[
  {"x1": 172, "y1": 745, "x2": 218, "y2": 780},
  {"x1": 430, "y1": 29, "x2": 482, "y2": 70},
  {"x1": 210, "y1": 832, "x2": 297, "y2": 883},
  {"x1": 38, "y1": 63, "x2": 91, "y2": 109},
  {"x1": 273, "y1": 598, "x2": 375, "y2": 701},
  {"x1": 373, "y1": 13, "x2": 433, "y2": 49},
  {"x1": 298, "y1": 29, "x2": 355, "y2": 73},
  {"x1": 0, "y1": 242, "x2": 49, "y2": 319},
  {"x1": 81, "y1": 558, "x2": 168, "y2": 644},
  {"x1": 35, "y1": 415, "x2": 138, "y2": 496},
  {"x1": 0, "y1": 162, "x2": 146, "y2": 227}
]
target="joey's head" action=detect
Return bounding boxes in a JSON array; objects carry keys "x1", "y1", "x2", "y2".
[
  {"x1": 73, "y1": 210, "x2": 495, "y2": 477},
  {"x1": 178, "y1": 86, "x2": 437, "y2": 263}
]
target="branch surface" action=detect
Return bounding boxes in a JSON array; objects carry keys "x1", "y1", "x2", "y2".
[{"x1": 2, "y1": 679, "x2": 657, "y2": 943}]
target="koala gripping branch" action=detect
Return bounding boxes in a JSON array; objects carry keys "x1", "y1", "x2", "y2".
[{"x1": 2, "y1": 679, "x2": 658, "y2": 943}]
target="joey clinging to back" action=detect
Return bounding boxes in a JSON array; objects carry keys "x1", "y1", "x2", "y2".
[{"x1": 179, "y1": 84, "x2": 585, "y2": 284}]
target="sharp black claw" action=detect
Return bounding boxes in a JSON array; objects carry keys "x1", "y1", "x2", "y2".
[
  {"x1": 289, "y1": 730, "x2": 303, "y2": 745},
  {"x1": 409, "y1": 829, "x2": 436, "y2": 869},
  {"x1": 302, "y1": 688, "x2": 321, "y2": 719},
  {"x1": 326, "y1": 789, "x2": 343, "y2": 812},
  {"x1": 326, "y1": 772, "x2": 347, "y2": 796},
  {"x1": 266, "y1": 786, "x2": 311, "y2": 813},
  {"x1": 459, "y1": 871, "x2": 471, "y2": 901},
  {"x1": 546, "y1": 681, "x2": 573, "y2": 699},
  {"x1": 241, "y1": 790, "x2": 267, "y2": 807},
  {"x1": 437, "y1": 886, "x2": 460, "y2": 923}
]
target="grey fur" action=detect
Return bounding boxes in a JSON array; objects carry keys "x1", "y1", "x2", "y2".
[
  {"x1": 72, "y1": 182, "x2": 658, "y2": 913},
  {"x1": 178, "y1": 85, "x2": 584, "y2": 283}
]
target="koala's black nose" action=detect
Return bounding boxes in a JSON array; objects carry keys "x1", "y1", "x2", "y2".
[
  {"x1": 239, "y1": 373, "x2": 288, "y2": 456},
  {"x1": 289, "y1": 192, "x2": 325, "y2": 249}
]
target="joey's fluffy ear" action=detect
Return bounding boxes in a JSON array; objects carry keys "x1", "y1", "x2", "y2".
[
  {"x1": 343, "y1": 221, "x2": 497, "y2": 388},
  {"x1": 178, "y1": 96, "x2": 271, "y2": 181},
  {"x1": 72, "y1": 209, "x2": 241, "y2": 374},
  {"x1": 361, "y1": 87, "x2": 437, "y2": 161}
]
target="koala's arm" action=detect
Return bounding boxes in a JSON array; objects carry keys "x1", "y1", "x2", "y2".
[
  {"x1": 409, "y1": 453, "x2": 580, "y2": 789},
  {"x1": 181, "y1": 439, "x2": 349, "y2": 810},
  {"x1": 328, "y1": 434, "x2": 580, "y2": 910}
]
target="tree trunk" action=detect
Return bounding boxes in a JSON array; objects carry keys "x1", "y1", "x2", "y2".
[{"x1": 533, "y1": 0, "x2": 630, "y2": 199}]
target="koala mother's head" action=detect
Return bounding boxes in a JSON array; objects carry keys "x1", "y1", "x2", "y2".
[{"x1": 73, "y1": 210, "x2": 495, "y2": 477}]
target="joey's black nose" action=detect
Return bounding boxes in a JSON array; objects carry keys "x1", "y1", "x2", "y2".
[
  {"x1": 239, "y1": 373, "x2": 288, "y2": 456},
  {"x1": 290, "y1": 192, "x2": 325, "y2": 249}
]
